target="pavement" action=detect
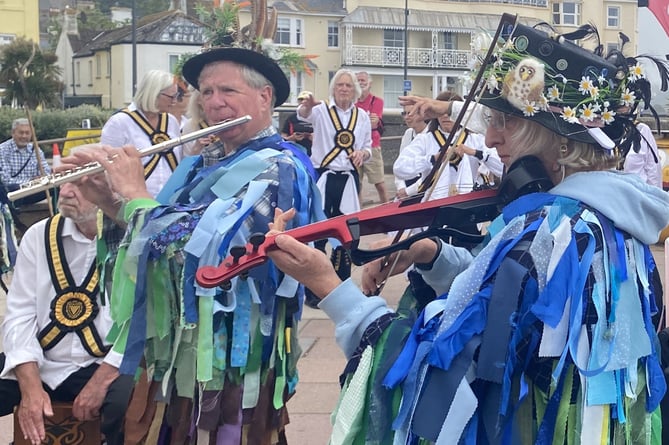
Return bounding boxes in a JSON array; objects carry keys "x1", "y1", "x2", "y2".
[{"x1": 0, "y1": 174, "x2": 666, "y2": 444}]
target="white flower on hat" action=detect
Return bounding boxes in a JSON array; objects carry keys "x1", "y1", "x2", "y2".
[
  {"x1": 561, "y1": 106, "x2": 579, "y2": 123},
  {"x1": 628, "y1": 62, "x2": 644, "y2": 82},
  {"x1": 486, "y1": 74, "x2": 499, "y2": 93},
  {"x1": 578, "y1": 76, "x2": 594, "y2": 96},
  {"x1": 522, "y1": 101, "x2": 538, "y2": 116},
  {"x1": 261, "y1": 39, "x2": 282, "y2": 61},
  {"x1": 621, "y1": 88, "x2": 636, "y2": 107},
  {"x1": 580, "y1": 104, "x2": 596, "y2": 122},
  {"x1": 547, "y1": 85, "x2": 561, "y2": 101},
  {"x1": 588, "y1": 85, "x2": 600, "y2": 99},
  {"x1": 601, "y1": 108, "x2": 616, "y2": 124}
]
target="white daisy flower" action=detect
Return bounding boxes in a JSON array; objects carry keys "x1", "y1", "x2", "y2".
[
  {"x1": 547, "y1": 85, "x2": 561, "y2": 101},
  {"x1": 628, "y1": 62, "x2": 644, "y2": 82},
  {"x1": 522, "y1": 101, "x2": 537, "y2": 116},
  {"x1": 601, "y1": 108, "x2": 616, "y2": 124},
  {"x1": 580, "y1": 104, "x2": 595, "y2": 122},
  {"x1": 562, "y1": 106, "x2": 579, "y2": 123},
  {"x1": 486, "y1": 74, "x2": 499, "y2": 93},
  {"x1": 579, "y1": 77, "x2": 593, "y2": 95},
  {"x1": 588, "y1": 85, "x2": 599, "y2": 99},
  {"x1": 621, "y1": 88, "x2": 636, "y2": 106}
]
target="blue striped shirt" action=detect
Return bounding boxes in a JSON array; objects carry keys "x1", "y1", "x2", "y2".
[{"x1": 0, "y1": 138, "x2": 51, "y2": 186}]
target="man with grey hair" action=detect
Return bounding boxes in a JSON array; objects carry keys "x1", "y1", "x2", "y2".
[
  {"x1": 356, "y1": 71, "x2": 389, "y2": 203},
  {"x1": 0, "y1": 118, "x2": 51, "y2": 207}
]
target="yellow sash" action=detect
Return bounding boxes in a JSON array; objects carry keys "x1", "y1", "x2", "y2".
[
  {"x1": 120, "y1": 109, "x2": 178, "y2": 178},
  {"x1": 37, "y1": 214, "x2": 108, "y2": 357},
  {"x1": 320, "y1": 102, "x2": 359, "y2": 169}
]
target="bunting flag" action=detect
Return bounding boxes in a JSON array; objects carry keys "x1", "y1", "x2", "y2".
[{"x1": 644, "y1": 0, "x2": 669, "y2": 37}]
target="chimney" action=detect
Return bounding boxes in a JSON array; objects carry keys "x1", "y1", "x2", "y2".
[
  {"x1": 110, "y1": 7, "x2": 133, "y2": 25},
  {"x1": 63, "y1": 7, "x2": 79, "y2": 36}
]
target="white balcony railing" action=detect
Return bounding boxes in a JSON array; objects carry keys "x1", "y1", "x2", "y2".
[
  {"x1": 449, "y1": 0, "x2": 546, "y2": 5},
  {"x1": 348, "y1": 45, "x2": 473, "y2": 69}
]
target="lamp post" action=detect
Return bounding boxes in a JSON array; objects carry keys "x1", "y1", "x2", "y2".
[
  {"x1": 403, "y1": 0, "x2": 409, "y2": 95},
  {"x1": 132, "y1": 0, "x2": 137, "y2": 95}
]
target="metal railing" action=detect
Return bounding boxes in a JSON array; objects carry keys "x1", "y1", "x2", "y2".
[{"x1": 347, "y1": 45, "x2": 473, "y2": 69}]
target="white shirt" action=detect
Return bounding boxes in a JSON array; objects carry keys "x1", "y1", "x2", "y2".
[
  {"x1": 101, "y1": 102, "x2": 183, "y2": 197},
  {"x1": 393, "y1": 129, "x2": 487, "y2": 199},
  {"x1": 623, "y1": 122, "x2": 662, "y2": 188},
  {"x1": 299, "y1": 99, "x2": 372, "y2": 171},
  {"x1": 396, "y1": 126, "x2": 429, "y2": 194},
  {"x1": 1, "y1": 217, "x2": 120, "y2": 389}
]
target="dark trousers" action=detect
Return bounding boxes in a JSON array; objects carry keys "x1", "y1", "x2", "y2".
[
  {"x1": 0, "y1": 353, "x2": 134, "y2": 445},
  {"x1": 313, "y1": 169, "x2": 357, "y2": 281}
]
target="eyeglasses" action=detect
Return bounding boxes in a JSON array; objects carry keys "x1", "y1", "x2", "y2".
[
  {"x1": 401, "y1": 111, "x2": 411, "y2": 116},
  {"x1": 161, "y1": 91, "x2": 183, "y2": 103},
  {"x1": 482, "y1": 110, "x2": 509, "y2": 130}
]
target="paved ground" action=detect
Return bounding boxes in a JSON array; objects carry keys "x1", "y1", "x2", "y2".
[{"x1": 0, "y1": 175, "x2": 667, "y2": 444}]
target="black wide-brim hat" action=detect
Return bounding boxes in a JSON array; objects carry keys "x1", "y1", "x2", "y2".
[
  {"x1": 478, "y1": 20, "x2": 639, "y2": 148},
  {"x1": 182, "y1": 47, "x2": 290, "y2": 107}
]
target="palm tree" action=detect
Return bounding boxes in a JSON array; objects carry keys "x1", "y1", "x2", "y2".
[{"x1": 0, "y1": 37, "x2": 64, "y2": 109}]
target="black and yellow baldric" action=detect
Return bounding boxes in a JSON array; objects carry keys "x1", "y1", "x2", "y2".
[
  {"x1": 432, "y1": 128, "x2": 467, "y2": 169},
  {"x1": 320, "y1": 101, "x2": 358, "y2": 169},
  {"x1": 199, "y1": 120, "x2": 220, "y2": 144},
  {"x1": 121, "y1": 108, "x2": 178, "y2": 178},
  {"x1": 37, "y1": 214, "x2": 109, "y2": 358}
]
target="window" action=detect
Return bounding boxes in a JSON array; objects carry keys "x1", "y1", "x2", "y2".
[
  {"x1": 328, "y1": 21, "x2": 339, "y2": 48},
  {"x1": 88, "y1": 60, "x2": 93, "y2": 86},
  {"x1": 285, "y1": 71, "x2": 305, "y2": 103},
  {"x1": 606, "y1": 42, "x2": 619, "y2": 54},
  {"x1": 607, "y1": 6, "x2": 620, "y2": 28},
  {"x1": 383, "y1": 30, "x2": 405, "y2": 65},
  {"x1": 276, "y1": 17, "x2": 303, "y2": 47},
  {"x1": 383, "y1": 75, "x2": 404, "y2": 109},
  {"x1": 106, "y1": 53, "x2": 111, "y2": 77},
  {"x1": 96, "y1": 54, "x2": 101, "y2": 78},
  {"x1": 441, "y1": 32, "x2": 456, "y2": 50},
  {"x1": 552, "y1": 1, "x2": 581, "y2": 26},
  {"x1": 75, "y1": 61, "x2": 81, "y2": 87},
  {"x1": 0, "y1": 34, "x2": 15, "y2": 46},
  {"x1": 169, "y1": 54, "x2": 180, "y2": 74},
  {"x1": 383, "y1": 29, "x2": 404, "y2": 48}
]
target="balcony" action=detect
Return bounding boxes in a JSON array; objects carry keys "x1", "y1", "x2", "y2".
[
  {"x1": 443, "y1": 0, "x2": 546, "y2": 4},
  {"x1": 347, "y1": 45, "x2": 473, "y2": 69}
]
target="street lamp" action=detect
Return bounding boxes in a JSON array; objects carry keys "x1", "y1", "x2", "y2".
[
  {"x1": 132, "y1": 0, "x2": 137, "y2": 95},
  {"x1": 403, "y1": 0, "x2": 409, "y2": 95}
]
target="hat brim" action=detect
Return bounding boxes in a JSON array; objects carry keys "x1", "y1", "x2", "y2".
[
  {"x1": 182, "y1": 47, "x2": 290, "y2": 107},
  {"x1": 479, "y1": 93, "x2": 627, "y2": 146}
]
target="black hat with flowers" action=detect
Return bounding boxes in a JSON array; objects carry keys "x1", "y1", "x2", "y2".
[
  {"x1": 183, "y1": 47, "x2": 290, "y2": 106},
  {"x1": 478, "y1": 20, "x2": 669, "y2": 153}
]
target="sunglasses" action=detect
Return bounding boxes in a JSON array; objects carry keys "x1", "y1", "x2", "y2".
[{"x1": 161, "y1": 91, "x2": 184, "y2": 103}]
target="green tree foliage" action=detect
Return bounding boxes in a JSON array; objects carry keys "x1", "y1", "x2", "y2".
[
  {"x1": 0, "y1": 38, "x2": 64, "y2": 109},
  {"x1": 78, "y1": 8, "x2": 118, "y2": 32}
]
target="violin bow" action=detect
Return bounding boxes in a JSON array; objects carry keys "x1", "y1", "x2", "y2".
[{"x1": 372, "y1": 13, "x2": 518, "y2": 295}]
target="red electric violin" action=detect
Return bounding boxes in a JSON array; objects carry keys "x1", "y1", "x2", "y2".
[{"x1": 195, "y1": 156, "x2": 553, "y2": 288}]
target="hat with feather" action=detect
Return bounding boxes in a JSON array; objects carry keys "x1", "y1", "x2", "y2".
[
  {"x1": 183, "y1": 0, "x2": 313, "y2": 107},
  {"x1": 477, "y1": 20, "x2": 669, "y2": 155}
]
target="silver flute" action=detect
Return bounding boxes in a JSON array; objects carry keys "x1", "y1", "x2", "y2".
[{"x1": 7, "y1": 115, "x2": 252, "y2": 201}]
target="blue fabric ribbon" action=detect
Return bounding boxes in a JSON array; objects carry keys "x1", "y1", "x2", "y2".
[{"x1": 231, "y1": 278, "x2": 252, "y2": 368}]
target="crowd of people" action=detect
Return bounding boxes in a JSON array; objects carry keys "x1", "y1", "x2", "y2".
[{"x1": 0, "y1": 16, "x2": 669, "y2": 445}]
